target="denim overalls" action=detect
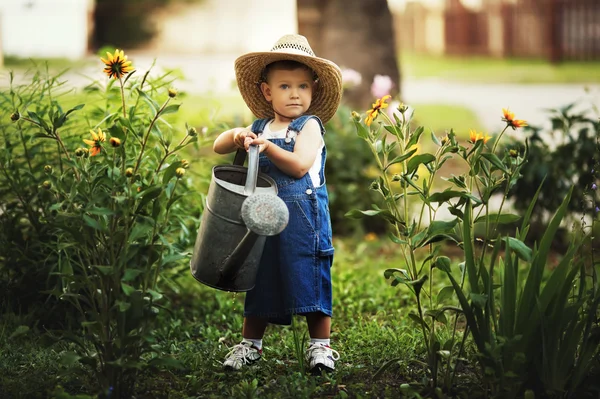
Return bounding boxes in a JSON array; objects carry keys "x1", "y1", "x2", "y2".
[{"x1": 243, "y1": 115, "x2": 334, "y2": 325}]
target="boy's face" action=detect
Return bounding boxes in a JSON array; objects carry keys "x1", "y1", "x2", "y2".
[{"x1": 260, "y1": 68, "x2": 314, "y2": 121}]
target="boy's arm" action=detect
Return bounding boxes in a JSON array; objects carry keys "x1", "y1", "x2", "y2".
[
  {"x1": 248, "y1": 119, "x2": 322, "y2": 179},
  {"x1": 213, "y1": 126, "x2": 255, "y2": 154}
]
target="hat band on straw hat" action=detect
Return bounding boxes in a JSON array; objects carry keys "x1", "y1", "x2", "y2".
[{"x1": 270, "y1": 43, "x2": 315, "y2": 57}]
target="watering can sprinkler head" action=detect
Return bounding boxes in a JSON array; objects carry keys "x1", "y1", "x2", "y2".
[{"x1": 241, "y1": 193, "x2": 289, "y2": 236}]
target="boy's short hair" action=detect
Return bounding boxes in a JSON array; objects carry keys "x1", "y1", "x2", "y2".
[{"x1": 261, "y1": 60, "x2": 318, "y2": 83}]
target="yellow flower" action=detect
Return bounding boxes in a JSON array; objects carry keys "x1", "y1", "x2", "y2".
[
  {"x1": 364, "y1": 232, "x2": 377, "y2": 242},
  {"x1": 101, "y1": 49, "x2": 134, "y2": 80},
  {"x1": 469, "y1": 129, "x2": 479, "y2": 143},
  {"x1": 109, "y1": 137, "x2": 121, "y2": 148},
  {"x1": 365, "y1": 95, "x2": 391, "y2": 126},
  {"x1": 83, "y1": 128, "x2": 106, "y2": 156},
  {"x1": 469, "y1": 129, "x2": 492, "y2": 144},
  {"x1": 502, "y1": 108, "x2": 528, "y2": 130},
  {"x1": 176, "y1": 168, "x2": 186, "y2": 178}
]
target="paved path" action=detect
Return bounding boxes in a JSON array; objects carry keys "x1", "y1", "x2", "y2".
[{"x1": 2, "y1": 53, "x2": 599, "y2": 131}]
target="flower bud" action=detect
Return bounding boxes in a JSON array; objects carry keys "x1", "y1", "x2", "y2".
[
  {"x1": 397, "y1": 103, "x2": 409, "y2": 114},
  {"x1": 441, "y1": 136, "x2": 449, "y2": 146},
  {"x1": 109, "y1": 137, "x2": 121, "y2": 148},
  {"x1": 168, "y1": 88, "x2": 178, "y2": 98},
  {"x1": 125, "y1": 167, "x2": 134, "y2": 177},
  {"x1": 351, "y1": 111, "x2": 361, "y2": 122},
  {"x1": 509, "y1": 149, "x2": 518, "y2": 158},
  {"x1": 188, "y1": 127, "x2": 197, "y2": 137},
  {"x1": 75, "y1": 147, "x2": 86, "y2": 157},
  {"x1": 180, "y1": 159, "x2": 190, "y2": 169},
  {"x1": 392, "y1": 174, "x2": 401, "y2": 182},
  {"x1": 176, "y1": 167, "x2": 186, "y2": 178},
  {"x1": 10, "y1": 112, "x2": 20, "y2": 122},
  {"x1": 44, "y1": 165, "x2": 53, "y2": 174},
  {"x1": 370, "y1": 180, "x2": 380, "y2": 191},
  {"x1": 42, "y1": 180, "x2": 52, "y2": 190}
]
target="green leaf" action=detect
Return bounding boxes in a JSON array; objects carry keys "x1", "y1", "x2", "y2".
[
  {"x1": 502, "y1": 237, "x2": 532, "y2": 262},
  {"x1": 8, "y1": 325, "x2": 29, "y2": 340},
  {"x1": 94, "y1": 265, "x2": 114, "y2": 276},
  {"x1": 162, "y1": 161, "x2": 183, "y2": 184},
  {"x1": 122, "y1": 269, "x2": 143, "y2": 282},
  {"x1": 83, "y1": 214, "x2": 106, "y2": 232},
  {"x1": 481, "y1": 153, "x2": 508, "y2": 173},
  {"x1": 434, "y1": 256, "x2": 452, "y2": 273},
  {"x1": 160, "y1": 103, "x2": 181, "y2": 116},
  {"x1": 353, "y1": 120, "x2": 370, "y2": 140},
  {"x1": 437, "y1": 286, "x2": 455, "y2": 304},
  {"x1": 384, "y1": 148, "x2": 417, "y2": 171},
  {"x1": 121, "y1": 282, "x2": 135, "y2": 296},
  {"x1": 407, "y1": 154, "x2": 435, "y2": 175},
  {"x1": 148, "y1": 356, "x2": 185, "y2": 370},
  {"x1": 137, "y1": 89, "x2": 159, "y2": 114},
  {"x1": 430, "y1": 130, "x2": 441, "y2": 146},
  {"x1": 427, "y1": 190, "x2": 480, "y2": 204},
  {"x1": 408, "y1": 313, "x2": 430, "y2": 332},
  {"x1": 136, "y1": 186, "x2": 163, "y2": 212},
  {"x1": 470, "y1": 293, "x2": 488, "y2": 309},
  {"x1": 407, "y1": 126, "x2": 424, "y2": 148},
  {"x1": 475, "y1": 213, "x2": 521, "y2": 225},
  {"x1": 59, "y1": 352, "x2": 81, "y2": 366}
]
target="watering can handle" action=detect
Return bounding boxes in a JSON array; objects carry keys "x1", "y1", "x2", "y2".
[{"x1": 244, "y1": 145, "x2": 259, "y2": 195}]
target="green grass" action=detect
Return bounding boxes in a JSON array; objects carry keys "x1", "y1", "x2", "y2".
[
  {"x1": 3, "y1": 56, "x2": 94, "y2": 71},
  {"x1": 0, "y1": 239, "x2": 478, "y2": 398},
  {"x1": 401, "y1": 51, "x2": 600, "y2": 84},
  {"x1": 410, "y1": 103, "x2": 483, "y2": 137}
]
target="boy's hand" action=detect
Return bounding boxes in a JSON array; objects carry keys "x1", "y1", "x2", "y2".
[
  {"x1": 245, "y1": 136, "x2": 271, "y2": 154},
  {"x1": 233, "y1": 129, "x2": 256, "y2": 149}
]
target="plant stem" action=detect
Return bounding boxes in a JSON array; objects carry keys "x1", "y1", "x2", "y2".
[
  {"x1": 133, "y1": 97, "x2": 171, "y2": 175},
  {"x1": 119, "y1": 77, "x2": 127, "y2": 119},
  {"x1": 491, "y1": 126, "x2": 509, "y2": 154}
]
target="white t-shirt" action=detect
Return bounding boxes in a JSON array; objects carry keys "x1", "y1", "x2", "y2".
[{"x1": 261, "y1": 120, "x2": 324, "y2": 187}]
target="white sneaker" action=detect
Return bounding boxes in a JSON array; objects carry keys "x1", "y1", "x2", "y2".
[
  {"x1": 305, "y1": 343, "x2": 340, "y2": 373},
  {"x1": 223, "y1": 341, "x2": 262, "y2": 370}
]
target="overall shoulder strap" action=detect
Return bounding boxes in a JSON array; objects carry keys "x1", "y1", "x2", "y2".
[
  {"x1": 288, "y1": 115, "x2": 325, "y2": 135},
  {"x1": 250, "y1": 118, "x2": 270, "y2": 134}
]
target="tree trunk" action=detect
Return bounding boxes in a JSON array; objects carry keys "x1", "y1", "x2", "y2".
[{"x1": 297, "y1": 0, "x2": 401, "y2": 110}]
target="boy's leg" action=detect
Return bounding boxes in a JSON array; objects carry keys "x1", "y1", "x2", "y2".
[
  {"x1": 243, "y1": 316, "x2": 268, "y2": 339},
  {"x1": 224, "y1": 316, "x2": 268, "y2": 370},
  {"x1": 305, "y1": 312, "x2": 339, "y2": 373},
  {"x1": 305, "y1": 312, "x2": 330, "y2": 339}
]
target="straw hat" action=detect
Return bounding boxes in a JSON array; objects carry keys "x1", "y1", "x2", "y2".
[{"x1": 235, "y1": 34, "x2": 343, "y2": 124}]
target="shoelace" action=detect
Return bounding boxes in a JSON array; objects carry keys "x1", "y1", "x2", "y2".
[
  {"x1": 225, "y1": 343, "x2": 256, "y2": 364},
  {"x1": 307, "y1": 344, "x2": 340, "y2": 360}
]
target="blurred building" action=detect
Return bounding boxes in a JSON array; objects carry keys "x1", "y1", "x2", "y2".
[
  {"x1": 143, "y1": 0, "x2": 297, "y2": 55},
  {"x1": 394, "y1": 0, "x2": 600, "y2": 61},
  {"x1": 0, "y1": 0, "x2": 94, "y2": 59}
]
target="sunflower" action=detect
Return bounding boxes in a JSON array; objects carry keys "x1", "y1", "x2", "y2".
[
  {"x1": 365, "y1": 95, "x2": 391, "y2": 126},
  {"x1": 469, "y1": 129, "x2": 492, "y2": 144},
  {"x1": 101, "y1": 49, "x2": 134, "y2": 80},
  {"x1": 502, "y1": 108, "x2": 528, "y2": 130},
  {"x1": 83, "y1": 128, "x2": 106, "y2": 156}
]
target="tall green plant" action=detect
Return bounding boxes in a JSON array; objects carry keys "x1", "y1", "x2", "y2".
[
  {"x1": 349, "y1": 97, "x2": 598, "y2": 396},
  {"x1": 0, "y1": 56, "x2": 205, "y2": 397}
]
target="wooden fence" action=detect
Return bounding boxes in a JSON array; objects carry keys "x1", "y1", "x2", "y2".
[{"x1": 399, "y1": 0, "x2": 600, "y2": 61}]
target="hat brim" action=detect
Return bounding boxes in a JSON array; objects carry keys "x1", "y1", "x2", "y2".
[{"x1": 235, "y1": 52, "x2": 342, "y2": 124}]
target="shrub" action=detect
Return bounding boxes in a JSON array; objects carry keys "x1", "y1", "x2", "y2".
[{"x1": 0, "y1": 54, "x2": 208, "y2": 396}]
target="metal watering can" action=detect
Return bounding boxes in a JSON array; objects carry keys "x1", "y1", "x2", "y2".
[{"x1": 190, "y1": 145, "x2": 289, "y2": 292}]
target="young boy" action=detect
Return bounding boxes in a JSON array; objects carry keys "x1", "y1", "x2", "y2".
[{"x1": 213, "y1": 34, "x2": 343, "y2": 373}]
